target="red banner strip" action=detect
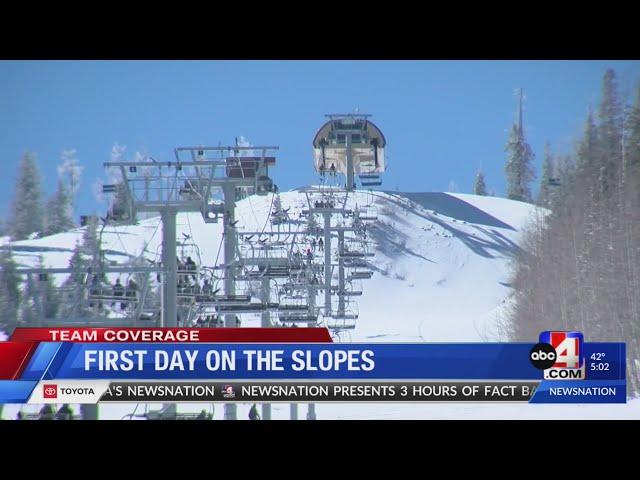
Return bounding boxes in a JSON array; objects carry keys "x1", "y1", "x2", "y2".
[
  {"x1": 10, "y1": 327, "x2": 333, "y2": 343},
  {"x1": 0, "y1": 342, "x2": 39, "y2": 380}
]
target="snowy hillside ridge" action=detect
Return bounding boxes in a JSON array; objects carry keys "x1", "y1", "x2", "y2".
[{"x1": 1, "y1": 190, "x2": 540, "y2": 342}]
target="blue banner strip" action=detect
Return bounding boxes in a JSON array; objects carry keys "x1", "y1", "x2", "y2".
[
  {"x1": 20, "y1": 342, "x2": 62, "y2": 381},
  {"x1": 26, "y1": 342, "x2": 625, "y2": 381},
  {"x1": 530, "y1": 380, "x2": 627, "y2": 403},
  {"x1": 0, "y1": 381, "x2": 38, "y2": 403}
]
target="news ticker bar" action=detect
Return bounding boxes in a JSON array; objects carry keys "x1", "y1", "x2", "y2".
[
  {"x1": 16, "y1": 377, "x2": 627, "y2": 404},
  {"x1": 64, "y1": 381, "x2": 543, "y2": 403}
]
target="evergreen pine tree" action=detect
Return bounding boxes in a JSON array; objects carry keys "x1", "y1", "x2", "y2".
[
  {"x1": 577, "y1": 107, "x2": 598, "y2": 172},
  {"x1": 20, "y1": 274, "x2": 39, "y2": 326},
  {"x1": 82, "y1": 215, "x2": 101, "y2": 260},
  {"x1": 107, "y1": 143, "x2": 131, "y2": 222},
  {"x1": 626, "y1": 83, "x2": 640, "y2": 169},
  {"x1": 0, "y1": 249, "x2": 21, "y2": 333},
  {"x1": 57, "y1": 149, "x2": 82, "y2": 217},
  {"x1": 271, "y1": 194, "x2": 285, "y2": 225},
  {"x1": 59, "y1": 241, "x2": 91, "y2": 319},
  {"x1": 36, "y1": 256, "x2": 60, "y2": 320},
  {"x1": 273, "y1": 193, "x2": 283, "y2": 214},
  {"x1": 110, "y1": 182, "x2": 130, "y2": 221},
  {"x1": 597, "y1": 69, "x2": 623, "y2": 194},
  {"x1": 537, "y1": 142, "x2": 555, "y2": 207},
  {"x1": 473, "y1": 170, "x2": 487, "y2": 196},
  {"x1": 9, "y1": 152, "x2": 44, "y2": 240},
  {"x1": 44, "y1": 179, "x2": 75, "y2": 236},
  {"x1": 306, "y1": 213, "x2": 320, "y2": 236},
  {"x1": 68, "y1": 242, "x2": 88, "y2": 284},
  {"x1": 555, "y1": 154, "x2": 576, "y2": 204},
  {"x1": 623, "y1": 85, "x2": 640, "y2": 384},
  {"x1": 505, "y1": 89, "x2": 536, "y2": 202}
]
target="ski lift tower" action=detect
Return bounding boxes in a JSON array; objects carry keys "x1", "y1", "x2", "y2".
[
  {"x1": 103, "y1": 145, "x2": 278, "y2": 330},
  {"x1": 313, "y1": 113, "x2": 386, "y2": 191},
  {"x1": 308, "y1": 113, "x2": 385, "y2": 320}
]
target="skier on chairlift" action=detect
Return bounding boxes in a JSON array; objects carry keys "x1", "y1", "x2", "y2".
[
  {"x1": 185, "y1": 256, "x2": 197, "y2": 281},
  {"x1": 177, "y1": 257, "x2": 186, "y2": 283},
  {"x1": 125, "y1": 278, "x2": 138, "y2": 310},
  {"x1": 89, "y1": 275, "x2": 103, "y2": 310},
  {"x1": 113, "y1": 278, "x2": 125, "y2": 296},
  {"x1": 89, "y1": 275, "x2": 100, "y2": 296},
  {"x1": 111, "y1": 278, "x2": 125, "y2": 308}
]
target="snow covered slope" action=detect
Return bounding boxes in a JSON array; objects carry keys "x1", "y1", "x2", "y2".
[
  {"x1": 5, "y1": 190, "x2": 535, "y2": 341},
  {"x1": 3, "y1": 190, "x2": 638, "y2": 419}
]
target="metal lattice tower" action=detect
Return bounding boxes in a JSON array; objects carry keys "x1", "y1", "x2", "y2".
[
  {"x1": 102, "y1": 146, "x2": 278, "y2": 332},
  {"x1": 299, "y1": 186, "x2": 377, "y2": 329},
  {"x1": 234, "y1": 192, "x2": 327, "y2": 420}
]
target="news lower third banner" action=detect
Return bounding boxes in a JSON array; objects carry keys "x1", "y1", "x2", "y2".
[{"x1": 0, "y1": 328, "x2": 628, "y2": 404}]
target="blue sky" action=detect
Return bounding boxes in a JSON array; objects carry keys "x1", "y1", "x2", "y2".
[{"x1": 1, "y1": 60, "x2": 639, "y2": 220}]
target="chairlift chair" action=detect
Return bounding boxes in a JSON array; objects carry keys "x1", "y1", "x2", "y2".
[
  {"x1": 201, "y1": 202, "x2": 225, "y2": 224},
  {"x1": 326, "y1": 317, "x2": 357, "y2": 330},
  {"x1": 279, "y1": 314, "x2": 319, "y2": 324},
  {"x1": 359, "y1": 173, "x2": 382, "y2": 187}
]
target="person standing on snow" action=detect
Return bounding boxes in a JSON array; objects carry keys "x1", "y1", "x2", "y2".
[{"x1": 249, "y1": 404, "x2": 261, "y2": 420}]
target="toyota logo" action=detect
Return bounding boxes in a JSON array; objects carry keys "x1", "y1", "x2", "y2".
[{"x1": 43, "y1": 384, "x2": 58, "y2": 398}]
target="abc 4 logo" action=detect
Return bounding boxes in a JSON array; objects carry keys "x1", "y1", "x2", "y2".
[{"x1": 529, "y1": 331, "x2": 585, "y2": 380}]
